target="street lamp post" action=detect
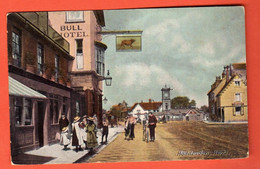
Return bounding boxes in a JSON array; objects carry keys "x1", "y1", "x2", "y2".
[
  {"x1": 105, "y1": 70, "x2": 112, "y2": 86},
  {"x1": 103, "y1": 97, "x2": 108, "y2": 104}
]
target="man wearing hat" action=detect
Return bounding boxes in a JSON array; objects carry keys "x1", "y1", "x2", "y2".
[
  {"x1": 59, "y1": 114, "x2": 69, "y2": 132},
  {"x1": 60, "y1": 126, "x2": 70, "y2": 150},
  {"x1": 72, "y1": 116, "x2": 83, "y2": 152},
  {"x1": 148, "y1": 112, "x2": 157, "y2": 142},
  {"x1": 86, "y1": 117, "x2": 98, "y2": 153}
]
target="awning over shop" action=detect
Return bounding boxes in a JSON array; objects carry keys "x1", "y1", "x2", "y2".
[{"x1": 8, "y1": 76, "x2": 47, "y2": 99}]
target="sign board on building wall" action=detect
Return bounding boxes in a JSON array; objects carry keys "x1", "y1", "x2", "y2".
[{"x1": 116, "y1": 35, "x2": 142, "y2": 51}]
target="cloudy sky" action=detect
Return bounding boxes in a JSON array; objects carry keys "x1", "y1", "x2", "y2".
[{"x1": 101, "y1": 6, "x2": 246, "y2": 110}]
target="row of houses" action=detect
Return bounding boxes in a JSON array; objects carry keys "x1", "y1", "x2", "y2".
[
  {"x1": 207, "y1": 63, "x2": 248, "y2": 122},
  {"x1": 8, "y1": 11, "x2": 108, "y2": 155},
  {"x1": 125, "y1": 99, "x2": 205, "y2": 122}
]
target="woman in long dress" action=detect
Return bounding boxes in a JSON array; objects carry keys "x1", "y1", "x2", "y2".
[
  {"x1": 86, "y1": 117, "x2": 98, "y2": 153},
  {"x1": 72, "y1": 116, "x2": 84, "y2": 152}
]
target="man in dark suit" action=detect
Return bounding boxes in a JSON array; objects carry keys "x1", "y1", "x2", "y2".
[
  {"x1": 59, "y1": 114, "x2": 69, "y2": 132},
  {"x1": 148, "y1": 112, "x2": 157, "y2": 142}
]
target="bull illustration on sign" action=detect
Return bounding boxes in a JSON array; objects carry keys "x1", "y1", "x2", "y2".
[
  {"x1": 120, "y1": 39, "x2": 136, "y2": 49},
  {"x1": 116, "y1": 35, "x2": 141, "y2": 51}
]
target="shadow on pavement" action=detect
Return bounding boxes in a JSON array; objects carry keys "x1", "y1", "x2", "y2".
[{"x1": 12, "y1": 153, "x2": 56, "y2": 165}]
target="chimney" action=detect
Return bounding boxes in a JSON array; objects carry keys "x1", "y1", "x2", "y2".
[
  {"x1": 222, "y1": 70, "x2": 225, "y2": 78},
  {"x1": 149, "y1": 99, "x2": 152, "y2": 103},
  {"x1": 226, "y1": 65, "x2": 230, "y2": 83},
  {"x1": 229, "y1": 64, "x2": 232, "y2": 76}
]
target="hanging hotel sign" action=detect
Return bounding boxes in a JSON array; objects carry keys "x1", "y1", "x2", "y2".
[{"x1": 116, "y1": 35, "x2": 142, "y2": 52}]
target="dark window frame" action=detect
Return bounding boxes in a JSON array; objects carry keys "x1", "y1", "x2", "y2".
[
  {"x1": 11, "y1": 30, "x2": 22, "y2": 67},
  {"x1": 37, "y1": 43, "x2": 44, "y2": 75}
]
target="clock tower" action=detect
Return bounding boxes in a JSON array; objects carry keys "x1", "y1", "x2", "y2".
[{"x1": 161, "y1": 84, "x2": 172, "y2": 111}]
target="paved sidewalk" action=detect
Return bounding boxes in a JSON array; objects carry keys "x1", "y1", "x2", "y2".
[{"x1": 12, "y1": 126, "x2": 124, "y2": 164}]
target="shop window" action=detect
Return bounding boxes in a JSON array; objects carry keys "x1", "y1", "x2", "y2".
[
  {"x1": 63, "y1": 97, "x2": 67, "y2": 116},
  {"x1": 76, "y1": 101, "x2": 80, "y2": 116},
  {"x1": 76, "y1": 39, "x2": 83, "y2": 69},
  {"x1": 24, "y1": 99, "x2": 32, "y2": 125},
  {"x1": 14, "y1": 97, "x2": 32, "y2": 126},
  {"x1": 53, "y1": 100, "x2": 59, "y2": 123},
  {"x1": 50, "y1": 95, "x2": 59, "y2": 124},
  {"x1": 37, "y1": 43, "x2": 44, "y2": 75},
  {"x1": 95, "y1": 47, "x2": 105, "y2": 76},
  {"x1": 66, "y1": 11, "x2": 84, "y2": 22},
  {"x1": 12, "y1": 31, "x2": 21, "y2": 67}
]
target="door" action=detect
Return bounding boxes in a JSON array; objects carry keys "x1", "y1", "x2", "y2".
[
  {"x1": 37, "y1": 102, "x2": 44, "y2": 147},
  {"x1": 221, "y1": 108, "x2": 225, "y2": 122}
]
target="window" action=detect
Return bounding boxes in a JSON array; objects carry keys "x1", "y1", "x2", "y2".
[
  {"x1": 235, "y1": 80, "x2": 241, "y2": 87},
  {"x1": 49, "y1": 95, "x2": 59, "y2": 124},
  {"x1": 37, "y1": 43, "x2": 44, "y2": 75},
  {"x1": 55, "y1": 55, "x2": 59, "y2": 82},
  {"x1": 66, "y1": 11, "x2": 84, "y2": 22},
  {"x1": 63, "y1": 97, "x2": 67, "y2": 116},
  {"x1": 76, "y1": 101, "x2": 80, "y2": 116},
  {"x1": 76, "y1": 39, "x2": 83, "y2": 69},
  {"x1": 95, "y1": 47, "x2": 105, "y2": 76},
  {"x1": 235, "y1": 93, "x2": 241, "y2": 102},
  {"x1": 24, "y1": 99, "x2": 32, "y2": 125},
  {"x1": 235, "y1": 106, "x2": 241, "y2": 115},
  {"x1": 12, "y1": 31, "x2": 21, "y2": 67},
  {"x1": 14, "y1": 97, "x2": 23, "y2": 125},
  {"x1": 14, "y1": 97, "x2": 32, "y2": 126}
]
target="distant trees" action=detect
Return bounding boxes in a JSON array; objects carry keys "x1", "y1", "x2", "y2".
[
  {"x1": 200, "y1": 105, "x2": 209, "y2": 113},
  {"x1": 171, "y1": 96, "x2": 196, "y2": 109}
]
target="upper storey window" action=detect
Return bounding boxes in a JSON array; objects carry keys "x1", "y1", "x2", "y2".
[
  {"x1": 66, "y1": 11, "x2": 84, "y2": 22},
  {"x1": 12, "y1": 30, "x2": 21, "y2": 67}
]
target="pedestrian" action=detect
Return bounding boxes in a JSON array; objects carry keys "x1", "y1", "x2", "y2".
[
  {"x1": 129, "y1": 115, "x2": 136, "y2": 140},
  {"x1": 86, "y1": 117, "x2": 98, "y2": 153},
  {"x1": 59, "y1": 114, "x2": 69, "y2": 132},
  {"x1": 72, "y1": 116, "x2": 84, "y2": 152},
  {"x1": 93, "y1": 114, "x2": 98, "y2": 138},
  {"x1": 101, "y1": 118, "x2": 109, "y2": 144},
  {"x1": 148, "y1": 112, "x2": 157, "y2": 142},
  {"x1": 124, "y1": 115, "x2": 131, "y2": 140},
  {"x1": 80, "y1": 115, "x2": 88, "y2": 150},
  {"x1": 60, "y1": 126, "x2": 70, "y2": 150}
]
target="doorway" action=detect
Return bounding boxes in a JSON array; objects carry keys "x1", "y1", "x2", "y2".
[
  {"x1": 221, "y1": 108, "x2": 225, "y2": 122},
  {"x1": 37, "y1": 102, "x2": 44, "y2": 147}
]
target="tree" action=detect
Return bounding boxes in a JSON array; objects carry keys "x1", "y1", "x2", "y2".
[
  {"x1": 189, "y1": 100, "x2": 196, "y2": 108},
  {"x1": 171, "y1": 96, "x2": 197, "y2": 109},
  {"x1": 200, "y1": 105, "x2": 209, "y2": 113}
]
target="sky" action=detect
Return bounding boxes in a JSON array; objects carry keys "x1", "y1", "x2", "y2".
[{"x1": 101, "y1": 6, "x2": 246, "y2": 110}]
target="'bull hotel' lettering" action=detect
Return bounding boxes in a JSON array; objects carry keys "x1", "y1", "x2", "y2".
[{"x1": 60, "y1": 25, "x2": 87, "y2": 38}]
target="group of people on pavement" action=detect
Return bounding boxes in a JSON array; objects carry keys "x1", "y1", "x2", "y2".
[
  {"x1": 124, "y1": 112, "x2": 157, "y2": 142},
  {"x1": 59, "y1": 114, "x2": 110, "y2": 153}
]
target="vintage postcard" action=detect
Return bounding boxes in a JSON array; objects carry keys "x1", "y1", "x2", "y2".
[{"x1": 7, "y1": 6, "x2": 248, "y2": 164}]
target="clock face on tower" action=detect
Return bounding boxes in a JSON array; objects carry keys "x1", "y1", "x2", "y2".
[{"x1": 163, "y1": 92, "x2": 169, "y2": 99}]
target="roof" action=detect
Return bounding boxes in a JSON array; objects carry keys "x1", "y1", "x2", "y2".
[
  {"x1": 216, "y1": 75, "x2": 237, "y2": 96},
  {"x1": 207, "y1": 77, "x2": 226, "y2": 95},
  {"x1": 130, "y1": 101, "x2": 162, "y2": 111},
  {"x1": 9, "y1": 76, "x2": 47, "y2": 99},
  {"x1": 232, "y1": 63, "x2": 246, "y2": 70}
]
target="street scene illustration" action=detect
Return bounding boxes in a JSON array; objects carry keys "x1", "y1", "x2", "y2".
[{"x1": 7, "y1": 6, "x2": 248, "y2": 164}]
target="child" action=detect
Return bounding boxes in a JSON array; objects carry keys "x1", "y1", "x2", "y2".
[
  {"x1": 60, "y1": 126, "x2": 70, "y2": 150},
  {"x1": 101, "y1": 118, "x2": 109, "y2": 144}
]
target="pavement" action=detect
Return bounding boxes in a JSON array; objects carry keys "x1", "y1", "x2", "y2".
[{"x1": 12, "y1": 125, "x2": 124, "y2": 164}]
